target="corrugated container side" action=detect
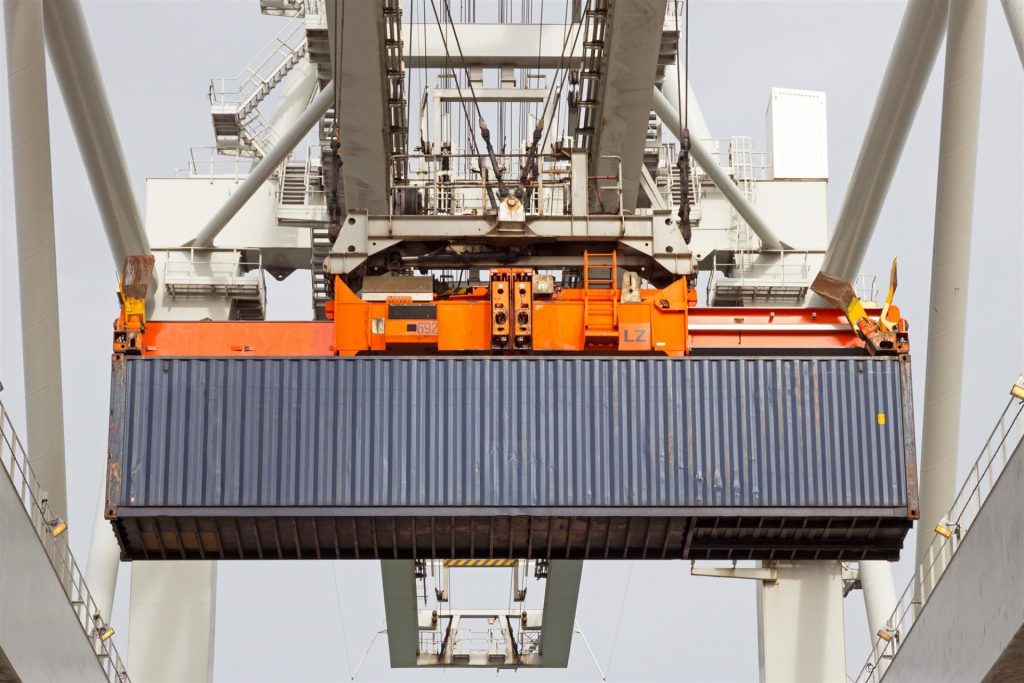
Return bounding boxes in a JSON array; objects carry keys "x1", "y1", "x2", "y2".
[{"x1": 109, "y1": 356, "x2": 912, "y2": 510}]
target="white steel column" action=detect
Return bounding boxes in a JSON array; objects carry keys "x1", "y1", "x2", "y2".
[
  {"x1": 1001, "y1": 0, "x2": 1024, "y2": 68},
  {"x1": 42, "y1": 4, "x2": 218, "y2": 679},
  {"x1": 859, "y1": 559, "x2": 898, "y2": 659},
  {"x1": 128, "y1": 563, "x2": 218, "y2": 682},
  {"x1": 39, "y1": 0, "x2": 138, "y2": 625},
  {"x1": 4, "y1": 0, "x2": 68, "y2": 522},
  {"x1": 42, "y1": 0, "x2": 149, "y2": 264},
  {"x1": 812, "y1": 0, "x2": 948, "y2": 286},
  {"x1": 916, "y1": 0, "x2": 987, "y2": 565},
  {"x1": 757, "y1": 562, "x2": 846, "y2": 683}
]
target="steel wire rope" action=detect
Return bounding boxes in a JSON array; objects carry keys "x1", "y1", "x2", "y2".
[
  {"x1": 421, "y1": 0, "x2": 431, "y2": 148},
  {"x1": 534, "y1": 0, "x2": 588, "y2": 158},
  {"x1": 436, "y1": 0, "x2": 508, "y2": 190},
  {"x1": 672, "y1": 0, "x2": 693, "y2": 243},
  {"x1": 533, "y1": 0, "x2": 546, "y2": 128},
  {"x1": 673, "y1": 0, "x2": 688, "y2": 137},
  {"x1": 330, "y1": 562, "x2": 355, "y2": 679},
  {"x1": 326, "y1": 0, "x2": 346, "y2": 235},
  {"x1": 604, "y1": 560, "x2": 634, "y2": 680},
  {"x1": 427, "y1": 0, "x2": 498, "y2": 206},
  {"x1": 519, "y1": 1, "x2": 589, "y2": 208},
  {"x1": 557, "y1": 0, "x2": 571, "y2": 146},
  {"x1": 331, "y1": 0, "x2": 345, "y2": 139}
]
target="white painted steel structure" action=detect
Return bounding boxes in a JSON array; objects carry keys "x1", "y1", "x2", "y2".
[
  {"x1": 2, "y1": 0, "x2": 1022, "y2": 680},
  {"x1": 3, "y1": 0, "x2": 68, "y2": 524},
  {"x1": 915, "y1": 0, "x2": 987, "y2": 568},
  {"x1": 813, "y1": 0, "x2": 948, "y2": 287},
  {"x1": 1003, "y1": 0, "x2": 1024, "y2": 67},
  {"x1": 41, "y1": 0, "x2": 150, "y2": 265}
]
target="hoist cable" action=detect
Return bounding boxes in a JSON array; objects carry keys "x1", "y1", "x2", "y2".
[
  {"x1": 327, "y1": 0, "x2": 346, "y2": 238},
  {"x1": 604, "y1": 560, "x2": 634, "y2": 680},
  {"x1": 524, "y1": 1, "x2": 589, "y2": 204},
  {"x1": 427, "y1": 0, "x2": 498, "y2": 208},
  {"x1": 673, "y1": 0, "x2": 693, "y2": 244},
  {"x1": 330, "y1": 563, "x2": 354, "y2": 680},
  {"x1": 437, "y1": 0, "x2": 508, "y2": 197},
  {"x1": 535, "y1": 1, "x2": 588, "y2": 158}
]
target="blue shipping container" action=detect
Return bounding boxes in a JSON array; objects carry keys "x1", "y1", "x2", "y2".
[{"x1": 107, "y1": 355, "x2": 917, "y2": 561}]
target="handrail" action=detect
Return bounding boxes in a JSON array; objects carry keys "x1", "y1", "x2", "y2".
[
  {"x1": 706, "y1": 249, "x2": 827, "y2": 301},
  {"x1": 855, "y1": 386, "x2": 1024, "y2": 682},
  {"x1": 386, "y1": 152, "x2": 625, "y2": 217},
  {"x1": 157, "y1": 248, "x2": 266, "y2": 311},
  {"x1": 208, "y1": 19, "x2": 306, "y2": 111},
  {"x1": 0, "y1": 401, "x2": 130, "y2": 683}
]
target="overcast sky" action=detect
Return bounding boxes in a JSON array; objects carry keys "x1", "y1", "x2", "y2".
[{"x1": 1, "y1": 1, "x2": 1022, "y2": 681}]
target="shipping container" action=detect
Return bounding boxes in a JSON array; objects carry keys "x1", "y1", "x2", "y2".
[{"x1": 107, "y1": 355, "x2": 917, "y2": 561}]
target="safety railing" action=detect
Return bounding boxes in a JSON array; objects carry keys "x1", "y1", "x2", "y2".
[
  {"x1": 208, "y1": 19, "x2": 307, "y2": 117},
  {"x1": 0, "y1": 401, "x2": 130, "y2": 683},
  {"x1": 388, "y1": 153, "x2": 623, "y2": 217},
  {"x1": 276, "y1": 146, "x2": 327, "y2": 210},
  {"x1": 417, "y1": 624, "x2": 541, "y2": 659},
  {"x1": 241, "y1": 110, "x2": 283, "y2": 158},
  {"x1": 175, "y1": 147, "x2": 253, "y2": 181},
  {"x1": 705, "y1": 249, "x2": 825, "y2": 299},
  {"x1": 261, "y1": 0, "x2": 323, "y2": 18},
  {"x1": 159, "y1": 248, "x2": 267, "y2": 312},
  {"x1": 855, "y1": 274, "x2": 880, "y2": 305},
  {"x1": 855, "y1": 386, "x2": 1024, "y2": 682}
]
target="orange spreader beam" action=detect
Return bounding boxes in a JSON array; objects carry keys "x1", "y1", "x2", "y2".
[{"x1": 115, "y1": 276, "x2": 906, "y2": 358}]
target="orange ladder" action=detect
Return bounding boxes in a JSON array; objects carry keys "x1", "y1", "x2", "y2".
[{"x1": 583, "y1": 251, "x2": 619, "y2": 342}]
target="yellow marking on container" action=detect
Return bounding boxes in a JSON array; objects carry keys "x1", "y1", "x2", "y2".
[
  {"x1": 877, "y1": 412, "x2": 886, "y2": 426},
  {"x1": 444, "y1": 559, "x2": 518, "y2": 568}
]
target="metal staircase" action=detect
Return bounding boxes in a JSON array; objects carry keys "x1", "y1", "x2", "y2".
[
  {"x1": 280, "y1": 161, "x2": 308, "y2": 205},
  {"x1": 311, "y1": 225, "x2": 333, "y2": 320},
  {"x1": 273, "y1": 156, "x2": 333, "y2": 320},
  {"x1": 209, "y1": 0, "x2": 329, "y2": 158},
  {"x1": 209, "y1": 19, "x2": 309, "y2": 158}
]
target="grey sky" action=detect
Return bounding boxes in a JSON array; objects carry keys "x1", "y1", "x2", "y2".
[{"x1": 1, "y1": 1, "x2": 1022, "y2": 681}]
